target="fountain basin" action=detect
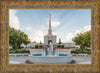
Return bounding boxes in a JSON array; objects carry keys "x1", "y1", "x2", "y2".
[{"x1": 29, "y1": 54, "x2": 72, "y2": 63}]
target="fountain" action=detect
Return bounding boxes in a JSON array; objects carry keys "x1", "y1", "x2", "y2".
[
  {"x1": 29, "y1": 42, "x2": 72, "y2": 63},
  {"x1": 28, "y1": 14, "x2": 72, "y2": 63}
]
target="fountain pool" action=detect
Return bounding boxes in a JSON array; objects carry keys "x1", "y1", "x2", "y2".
[
  {"x1": 29, "y1": 54, "x2": 72, "y2": 63},
  {"x1": 33, "y1": 54, "x2": 68, "y2": 56},
  {"x1": 29, "y1": 42, "x2": 72, "y2": 63}
]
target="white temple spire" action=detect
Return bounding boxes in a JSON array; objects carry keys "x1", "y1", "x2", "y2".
[
  {"x1": 48, "y1": 14, "x2": 52, "y2": 35},
  {"x1": 49, "y1": 14, "x2": 51, "y2": 30}
]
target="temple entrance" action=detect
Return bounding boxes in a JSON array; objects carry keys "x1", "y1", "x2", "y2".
[{"x1": 48, "y1": 40, "x2": 52, "y2": 44}]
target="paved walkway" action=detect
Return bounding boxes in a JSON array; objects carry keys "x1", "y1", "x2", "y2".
[{"x1": 72, "y1": 56, "x2": 91, "y2": 64}]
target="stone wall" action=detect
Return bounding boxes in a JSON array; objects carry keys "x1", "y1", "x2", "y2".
[
  {"x1": 21, "y1": 42, "x2": 80, "y2": 48},
  {"x1": 30, "y1": 49, "x2": 71, "y2": 55},
  {"x1": 57, "y1": 49, "x2": 71, "y2": 55},
  {"x1": 30, "y1": 49, "x2": 43, "y2": 55}
]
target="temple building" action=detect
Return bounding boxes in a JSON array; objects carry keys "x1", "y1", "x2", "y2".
[
  {"x1": 44, "y1": 14, "x2": 56, "y2": 45},
  {"x1": 21, "y1": 14, "x2": 80, "y2": 51}
]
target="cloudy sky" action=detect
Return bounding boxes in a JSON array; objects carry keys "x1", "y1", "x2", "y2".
[{"x1": 9, "y1": 9, "x2": 91, "y2": 43}]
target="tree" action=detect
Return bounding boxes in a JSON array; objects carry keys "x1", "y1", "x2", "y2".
[
  {"x1": 33, "y1": 41, "x2": 36, "y2": 43},
  {"x1": 72, "y1": 31, "x2": 91, "y2": 49},
  {"x1": 58, "y1": 38, "x2": 61, "y2": 44},
  {"x1": 40, "y1": 40, "x2": 42, "y2": 44},
  {"x1": 9, "y1": 27, "x2": 30, "y2": 49}
]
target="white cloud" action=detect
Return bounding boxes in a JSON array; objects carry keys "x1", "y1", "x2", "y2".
[
  {"x1": 21, "y1": 25, "x2": 48, "y2": 43},
  {"x1": 25, "y1": 25, "x2": 90, "y2": 43},
  {"x1": 52, "y1": 32, "x2": 56, "y2": 35},
  {"x1": 51, "y1": 21, "x2": 60, "y2": 28},
  {"x1": 28, "y1": 30, "x2": 47, "y2": 43},
  {"x1": 66, "y1": 25, "x2": 91, "y2": 42},
  {"x1": 46, "y1": 17, "x2": 60, "y2": 28},
  {"x1": 22, "y1": 27, "x2": 33, "y2": 31},
  {"x1": 9, "y1": 10, "x2": 20, "y2": 30},
  {"x1": 22, "y1": 24, "x2": 57, "y2": 43}
]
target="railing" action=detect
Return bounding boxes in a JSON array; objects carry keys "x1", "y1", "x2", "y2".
[{"x1": 9, "y1": 53, "x2": 29, "y2": 57}]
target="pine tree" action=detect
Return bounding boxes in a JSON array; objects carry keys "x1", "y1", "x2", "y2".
[
  {"x1": 58, "y1": 38, "x2": 61, "y2": 44},
  {"x1": 40, "y1": 40, "x2": 42, "y2": 44}
]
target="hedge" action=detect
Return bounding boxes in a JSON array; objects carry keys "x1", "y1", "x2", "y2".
[
  {"x1": 9, "y1": 49, "x2": 30, "y2": 53},
  {"x1": 71, "y1": 48, "x2": 91, "y2": 54}
]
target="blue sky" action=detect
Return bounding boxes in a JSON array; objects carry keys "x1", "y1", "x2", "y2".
[{"x1": 9, "y1": 9, "x2": 91, "y2": 43}]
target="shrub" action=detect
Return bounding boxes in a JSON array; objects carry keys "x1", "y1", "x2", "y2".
[
  {"x1": 71, "y1": 51, "x2": 75, "y2": 53},
  {"x1": 9, "y1": 49, "x2": 30, "y2": 53},
  {"x1": 83, "y1": 49, "x2": 91, "y2": 54},
  {"x1": 75, "y1": 51, "x2": 79, "y2": 54},
  {"x1": 58, "y1": 45, "x2": 61, "y2": 47},
  {"x1": 40, "y1": 46, "x2": 42, "y2": 47},
  {"x1": 61, "y1": 45, "x2": 64, "y2": 48},
  {"x1": 71, "y1": 50, "x2": 79, "y2": 54},
  {"x1": 35, "y1": 45, "x2": 38, "y2": 48},
  {"x1": 86, "y1": 51, "x2": 91, "y2": 54},
  {"x1": 71, "y1": 48, "x2": 91, "y2": 54}
]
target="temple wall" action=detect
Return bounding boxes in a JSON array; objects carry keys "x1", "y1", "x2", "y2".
[
  {"x1": 57, "y1": 49, "x2": 71, "y2": 55},
  {"x1": 30, "y1": 49, "x2": 43, "y2": 55},
  {"x1": 60, "y1": 43, "x2": 80, "y2": 48},
  {"x1": 30, "y1": 49, "x2": 71, "y2": 55},
  {"x1": 22, "y1": 42, "x2": 80, "y2": 48},
  {"x1": 44, "y1": 36, "x2": 56, "y2": 44}
]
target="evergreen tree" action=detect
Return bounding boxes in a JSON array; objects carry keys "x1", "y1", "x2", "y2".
[
  {"x1": 40, "y1": 40, "x2": 42, "y2": 44},
  {"x1": 58, "y1": 38, "x2": 61, "y2": 44}
]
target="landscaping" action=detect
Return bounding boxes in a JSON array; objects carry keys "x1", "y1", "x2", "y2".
[
  {"x1": 9, "y1": 49, "x2": 30, "y2": 53},
  {"x1": 71, "y1": 48, "x2": 91, "y2": 54}
]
